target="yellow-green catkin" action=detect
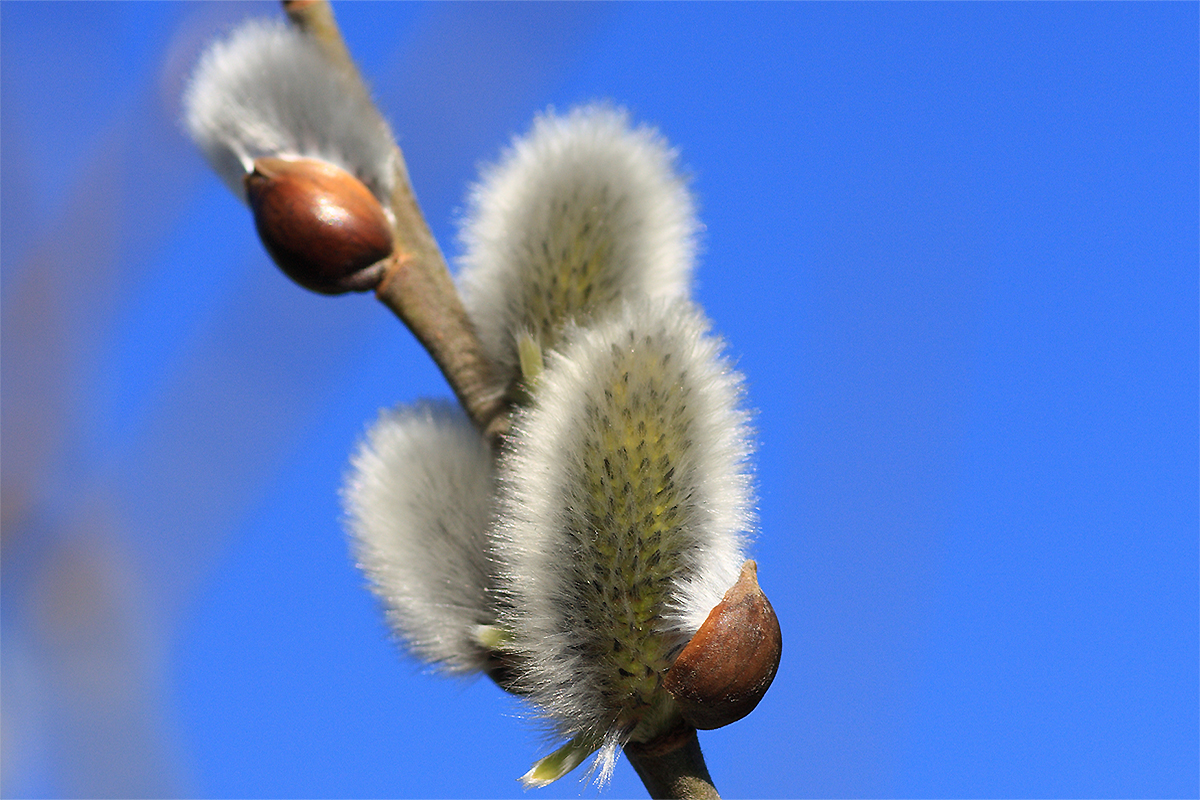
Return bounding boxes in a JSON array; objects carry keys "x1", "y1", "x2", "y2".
[
  {"x1": 457, "y1": 105, "x2": 698, "y2": 396},
  {"x1": 493, "y1": 298, "x2": 754, "y2": 785}
]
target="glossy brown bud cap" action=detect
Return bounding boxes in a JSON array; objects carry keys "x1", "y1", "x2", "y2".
[
  {"x1": 663, "y1": 560, "x2": 782, "y2": 730},
  {"x1": 244, "y1": 157, "x2": 393, "y2": 295}
]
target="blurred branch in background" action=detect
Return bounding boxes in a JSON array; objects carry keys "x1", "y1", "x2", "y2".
[
  {"x1": 1, "y1": 3, "x2": 612, "y2": 796},
  {"x1": 1, "y1": 5, "x2": 275, "y2": 794}
]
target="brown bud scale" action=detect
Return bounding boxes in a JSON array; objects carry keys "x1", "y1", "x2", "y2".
[
  {"x1": 663, "y1": 560, "x2": 781, "y2": 730},
  {"x1": 245, "y1": 157, "x2": 393, "y2": 295}
]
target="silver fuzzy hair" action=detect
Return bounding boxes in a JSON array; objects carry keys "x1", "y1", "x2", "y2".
[
  {"x1": 457, "y1": 104, "x2": 699, "y2": 393},
  {"x1": 493, "y1": 299, "x2": 754, "y2": 782},
  {"x1": 183, "y1": 18, "x2": 396, "y2": 203},
  {"x1": 344, "y1": 402, "x2": 497, "y2": 674}
]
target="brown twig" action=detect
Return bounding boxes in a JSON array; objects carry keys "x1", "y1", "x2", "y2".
[
  {"x1": 625, "y1": 728, "x2": 721, "y2": 800},
  {"x1": 373, "y1": 244, "x2": 506, "y2": 437},
  {"x1": 282, "y1": 0, "x2": 360, "y2": 83},
  {"x1": 283, "y1": 0, "x2": 507, "y2": 439}
]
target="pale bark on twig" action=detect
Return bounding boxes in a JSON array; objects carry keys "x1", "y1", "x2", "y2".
[
  {"x1": 626, "y1": 729, "x2": 721, "y2": 800},
  {"x1": 284, "y1": 0, "x2": 507, "y2": 440}
]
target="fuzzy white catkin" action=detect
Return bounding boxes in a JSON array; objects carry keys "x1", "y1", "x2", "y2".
[
  {"x1": 493, "y1": 299, "x2": 754, "y2": 782},
  {"x1": 457, "y1": 105, "x2": 699, "y2": 392},
  {"x1": 183, "y1": 18, "x2": 396, "y2": 203},
  {"x1": 344, "y1": 402, "x2": 497, "y2": 674}
]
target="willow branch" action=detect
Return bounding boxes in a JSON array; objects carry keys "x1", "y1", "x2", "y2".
[
  {"x1": 373, "y1": 243, "x2": 506, "y2": 439},
  {"x1": 282, "y1": 0, "x2": 507, "y2": 439},
  {"x1": 282, "y1": 0, "x2": 360, "y2": 83},
  {"x1": 280, "y1": 4, "x2": 720, "y2": 797},
  {"x1": 625, "y1": 728, "x2": 720, "y2": 800}
]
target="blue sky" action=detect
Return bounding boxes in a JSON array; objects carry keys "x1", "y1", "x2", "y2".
[{"x1": 2, "y1": 3, "x2": 1196, "y2": 798}]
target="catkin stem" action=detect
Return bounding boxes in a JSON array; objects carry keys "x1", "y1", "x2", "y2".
[{"x1": 625, "y1": 729, "x2": 721, "y2": 800}]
